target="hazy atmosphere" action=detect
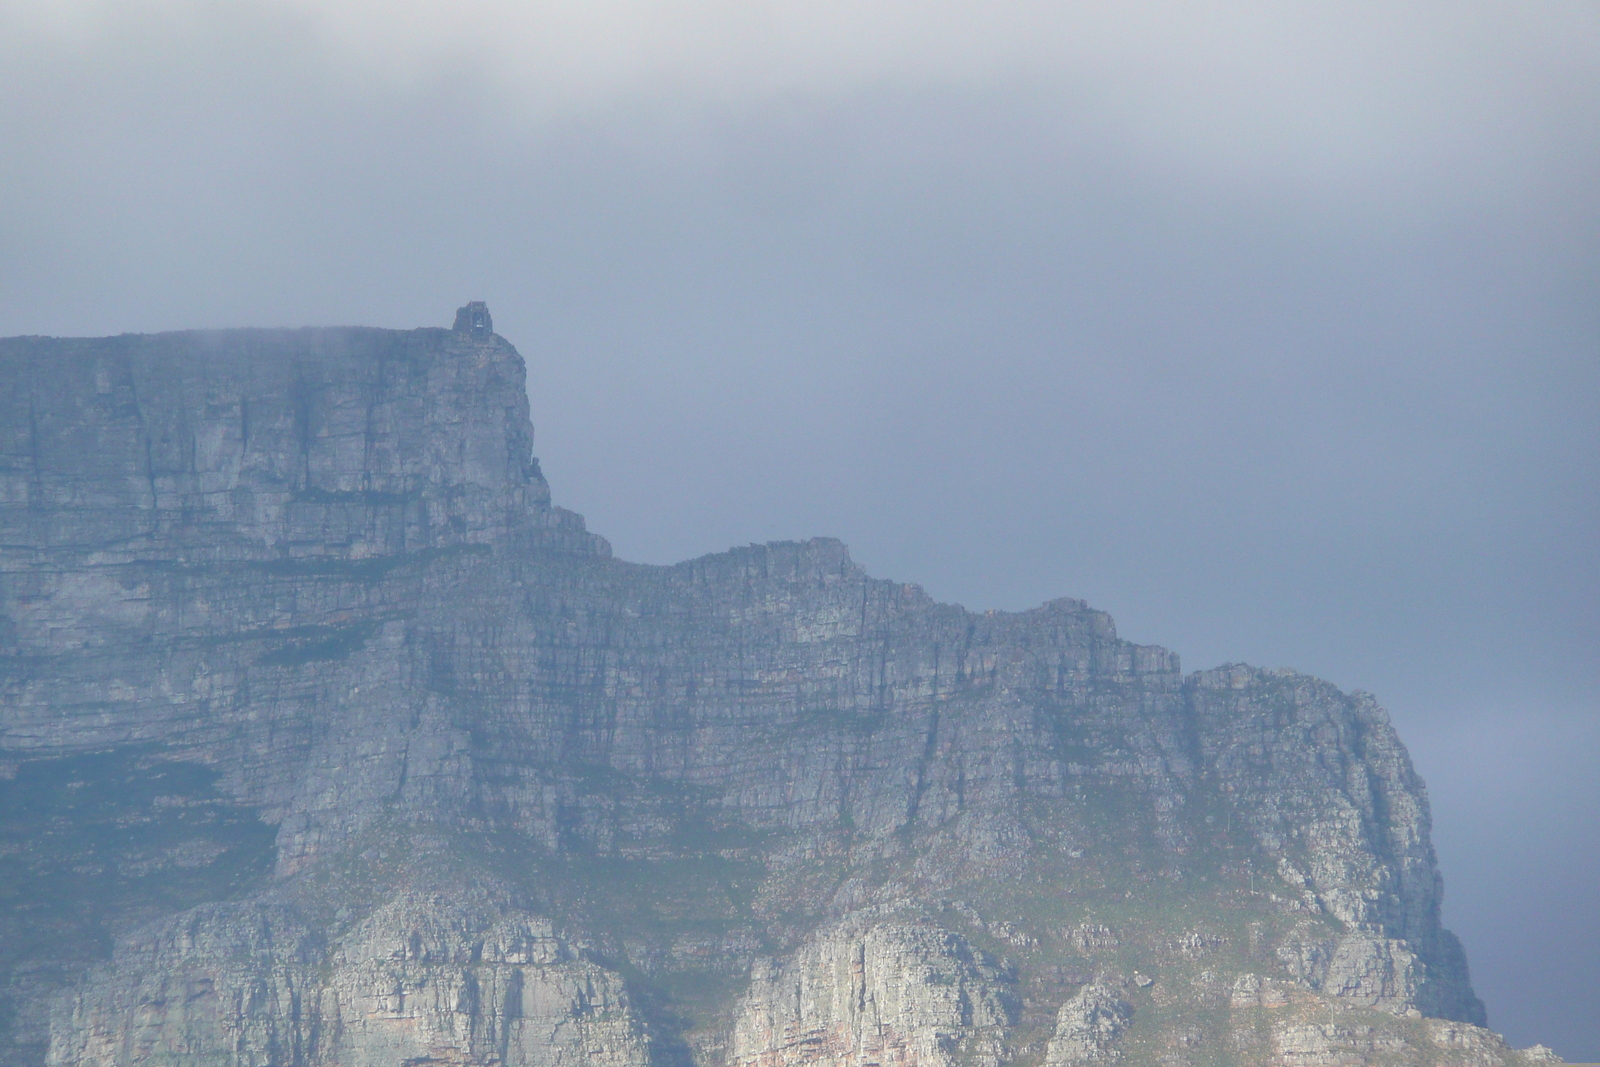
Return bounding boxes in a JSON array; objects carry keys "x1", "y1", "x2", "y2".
[{"x1": 3, "y1": 0, "x2": 1597, "y2": 1056}]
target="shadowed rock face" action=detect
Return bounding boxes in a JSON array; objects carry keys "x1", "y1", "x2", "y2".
[{"x1": 0, "y1": 317, "x2": 1551, "y2": 1067}]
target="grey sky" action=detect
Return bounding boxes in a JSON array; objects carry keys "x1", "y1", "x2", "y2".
[{"x1": 2, "y1": 0, "x2": 1597, "y2": 1055}]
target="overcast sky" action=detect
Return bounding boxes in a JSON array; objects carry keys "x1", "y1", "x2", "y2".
[{"x1": 2, "y1": 0, "x2": 1597, "y2": 1055}]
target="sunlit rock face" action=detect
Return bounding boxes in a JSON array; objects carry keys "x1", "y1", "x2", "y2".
[
  {"x1": 729, "y1": 916, "x2": 1013, "y2": 1067},
  {"x1": 0, "y1": 311, "x2": 1554, "y2": 1066}
]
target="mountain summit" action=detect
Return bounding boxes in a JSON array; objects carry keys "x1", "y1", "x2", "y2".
[{"x1": 0, "y1": 312, "x2": 1559, "y2": 1066}]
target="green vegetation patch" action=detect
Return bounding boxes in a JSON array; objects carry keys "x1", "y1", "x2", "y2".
[{"x1": 257, "y1": 619, "x2": 381, "y2": 666}]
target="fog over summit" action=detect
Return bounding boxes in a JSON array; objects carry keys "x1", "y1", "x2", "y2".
[
  {"x1": 8, "y1": 0, "x2": 1594, "y2": 201},
  {"x1": 0, "y1": 0, "x2": 1596, "y2": 1057}
]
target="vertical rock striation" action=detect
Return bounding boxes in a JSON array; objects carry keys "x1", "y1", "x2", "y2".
[
  {"x1": 730, "y1": 916, "x2": 1013, "y2": 1067},
  {"x1": 0, "y1": 310, "x2": 1552, "y2": 1066}
]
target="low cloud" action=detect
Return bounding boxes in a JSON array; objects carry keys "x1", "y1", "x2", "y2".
[{"x1": 5, "y1": 0, "x2": 1597, "y2": 203}]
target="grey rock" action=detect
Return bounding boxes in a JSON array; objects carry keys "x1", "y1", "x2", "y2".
[
  {"x1": 0, "y1": 315, "x2": 1555, "y2": 1067},
  {"x1": 1044, "y1": 982, "x2": 1135, "y2": 1065},
  {"x1": 730, "y1": 916, "x2": 1012, "y2": 1067},
  {"x1": 45, "y1": 901, "x2": 325, "y2": 1067}
]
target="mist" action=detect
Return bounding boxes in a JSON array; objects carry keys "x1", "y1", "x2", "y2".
[{"x1": 2, "y1": 0, "x2": 1596, "y2": 1055}]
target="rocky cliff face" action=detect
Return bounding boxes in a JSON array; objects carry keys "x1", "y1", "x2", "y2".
[{"x1": 0, "y1": 312, "x2": 1558, "y2": 1067}]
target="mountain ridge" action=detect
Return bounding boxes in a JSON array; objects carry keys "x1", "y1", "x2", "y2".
[{"x1": 0, "y1": 313, "x2": 1559, "y2": 1066}]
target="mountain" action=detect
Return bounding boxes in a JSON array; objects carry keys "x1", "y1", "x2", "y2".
[{"x1": 0, "y1": 307, "x2": 1560, "y2": 1066}]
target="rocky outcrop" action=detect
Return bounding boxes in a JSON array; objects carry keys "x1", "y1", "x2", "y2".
[
  {"x1": 1192, "y1": 666, "x2": 1484, "y2": 1023},
  {"x1": 730, "y1": 916, "x2": 1013, "y2": 1067},
  {"x1": 1043, "y1": 982, "x2": 1135, "y2": 1065},
  {"x1": 47, "y1": 884, "x2": 653, "y2": 1067},
  {"x1": 0, "y1": 310, "x2": 1555, "y2": 1067},
  {"x1": 1262, "y1": 1015, "x2": 1560, "y2": 1067},
  {"x1": 318, "y1": 891, "x2": 650, "y2": 1067},
  {"x1": 45, "y1": 901, "x2": 324, "y2": 1067}
]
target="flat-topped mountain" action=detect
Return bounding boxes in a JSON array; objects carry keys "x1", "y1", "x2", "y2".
[{"x1": 0, "y1": 309, "x2": 1559, "y2": 1066}]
